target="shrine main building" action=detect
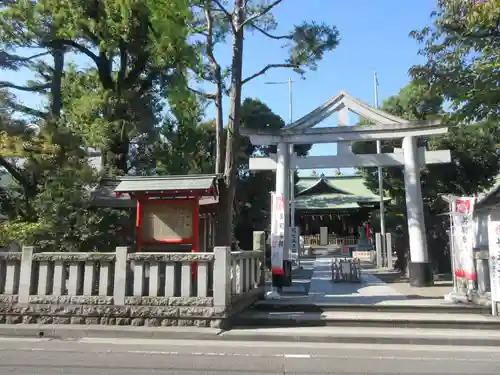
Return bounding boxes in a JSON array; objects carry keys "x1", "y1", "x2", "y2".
[{"x1": 294, "y1": 174, "x2": 390, "y2": 247}]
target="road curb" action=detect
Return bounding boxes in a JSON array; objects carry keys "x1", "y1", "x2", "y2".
[
  {"x1": 1, "y1": 324, "x2": 500, "y2": 347},
  {"x1": 217, "y1": 332, "x2": 500, "y2": 347},
  {"x1": 0, "y1": 325, "x2": 222, "y2": 341},
  {"x1": 232, "y1": 318, "x2": 500, "y2": 330},
  {"x1": 250, "y1": 303, "x2": 490, "y2": 314}
]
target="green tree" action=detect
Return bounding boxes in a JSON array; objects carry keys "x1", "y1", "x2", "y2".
[
  {"x1": 1, "y1": 0, "x2": 196, "y2": 173},
  {"x1": 189, "y1": 0, "x2": 340, "y2": 246},
  {"x1": 0, "y1": 0, "x2": 190, "y2": 248},
  {"x1": 410, "y1": 0, "x2": 499, "y2": 123}
]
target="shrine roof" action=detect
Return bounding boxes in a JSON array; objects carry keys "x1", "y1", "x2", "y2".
[
  {"x1": 296, "y1": 175, "x2": 379, "y2": 197},
  {"x1": 285, "y1": 90, "x2": 409, "y2": 130},
  {"x1": 295, "y1": 194, "x2": 378, "y2": 210},
  {"x1": 114, "y1": 174, "x2": 218, "y2": 193},
  {"x1": 295, "y1": 175, "x2": 390, "y2": 211},
  {"x1": 476, "y1": 176, "x2": 500, "y2": 210},
  {"x1": 91, "y1": 175, "x2": 219, "y2": 208}
]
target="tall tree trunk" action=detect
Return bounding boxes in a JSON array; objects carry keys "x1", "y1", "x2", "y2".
[
  {"x1": 50, "y1": 45, "x2": 64, "y2": 121},
  {"x1": 203, "y1": 4, "x2": 224, "y2": 175},
  {"x1": 216, "y1": 0, "x2": 245, "y2": 247},
  {"x1": 214, "y1": 70, "x2": 224, "y2": 175},
  {"x1": 107, "y1": 118, "x2": 130, "y2": 174}
]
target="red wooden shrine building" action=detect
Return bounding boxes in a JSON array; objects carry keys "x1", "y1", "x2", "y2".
[{"x1": 92, "y1": 175, "x2": 219, "y2": 254}]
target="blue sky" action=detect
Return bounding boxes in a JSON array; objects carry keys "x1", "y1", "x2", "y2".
[
  {"x1": 1, "y1": 0, "x2": 438, "y2": 176},
  {"x1": 229, "y1": 0, "x2": 437, "y2": 176}
]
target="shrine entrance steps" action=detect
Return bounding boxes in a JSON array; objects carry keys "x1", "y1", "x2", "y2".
[{"x1": 232, "y1": 254, "x2": 493, "y2": 331}]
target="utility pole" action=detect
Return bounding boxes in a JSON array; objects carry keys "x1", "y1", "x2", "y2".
[
  {"x1": 374, "y1": 71, "x2": 386, "y2": 261},
  {"x1": 287, "y1": 78, "x2": 295, "y2": 229}
]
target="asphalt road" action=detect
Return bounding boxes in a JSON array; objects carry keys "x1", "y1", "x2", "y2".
[{"x1": 0, "y1": 337, "x2": 499, "y2": 374}]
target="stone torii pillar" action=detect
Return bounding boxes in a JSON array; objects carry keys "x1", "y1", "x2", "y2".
[
  {"x1": 403, "y1": 136, "x2": 431, "y2": 286},
  {"x1": 275, "y1": 141, "x2": 290, "y2": 257},
  {"x1": 270, "y1": 141, "x2": 291, "y2": 295}
]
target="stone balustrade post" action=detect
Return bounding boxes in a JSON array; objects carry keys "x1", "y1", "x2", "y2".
[
  {"x1": 213, "y1": 246, "x2": 231, "y2": 309},
  {"x1": 375, "y1": 233, "x2": 383, "y2": 269},
  {"x1": 113, "y1": 246, "x2": 129, "y2": 305},
  {"x1": 19, "y1": 246, "x2": 36, "y2": 304},
  {"x1": 385, "y1": 233, "x2": 393, "y2": 269},
  {"x1": 253, "y1": 231, "x2": 266, "y2": 289}
]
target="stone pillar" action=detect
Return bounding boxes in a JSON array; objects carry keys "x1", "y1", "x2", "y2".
[
  {"x1": 375, "y1": 233, "x2": 383, "y2": 268},
  {"x1": 253, "y1": 231, "x2": 266, "y2": 297},
  {"x1": 253, "y1": 230, "x2": 266, "y2": 274},
  {"x1": 402, "y1": 136, "x2": 433, "y2": 286},
  {"x1": 213, "y1": 246, "x2": 231, "y2": 309},
  {"x1": 385, "y1": 233, "x2": 394, "y2": 269},
  {"x1": 320, "y1": 227, "x2": 328, "y2": 246},
  {"x1": 113, "y1": 246, "x2": 129, "y2": 305},
  {"x1": 19, "y1": 246, "x2": 36, "y2": 304}
]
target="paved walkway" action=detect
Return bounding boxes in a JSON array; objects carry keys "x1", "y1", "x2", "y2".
[
  {"x1": 305, "y1": 256, "x2": 408, "y2": 305},
  {"x1": 265, "y1": 255, "x2": 453, "y2": 306}
]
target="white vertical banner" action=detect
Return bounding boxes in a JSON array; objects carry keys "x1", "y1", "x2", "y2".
[
  {"x1": 290, "y1": 226, "x2": 299, "y2": 264},
  {"x1": 488, "y1": 209, "x2": 500, "y2": 303},
  {"x1": 270, "y1": 192, "x2": 285, "y2": 275},
  {"x1": 450, "y1": 197, "x2": 476, "y2": 289}
]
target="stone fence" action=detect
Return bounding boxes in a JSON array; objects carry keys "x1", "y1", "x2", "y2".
[{"x1": 0, "y1": 246, "x2": 264, "y2": 328}]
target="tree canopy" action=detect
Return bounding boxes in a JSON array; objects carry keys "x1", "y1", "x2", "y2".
[{"x1": 410, "y1": 0, "x2": 499, "y2": 123}]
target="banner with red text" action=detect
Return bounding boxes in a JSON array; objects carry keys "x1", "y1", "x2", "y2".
[
  {"x1": 270, "y1": 192, "x2": 285, "y2": 275},
  {"x1": 450, "y1": 197, "x2": 476, "y2": 283}
]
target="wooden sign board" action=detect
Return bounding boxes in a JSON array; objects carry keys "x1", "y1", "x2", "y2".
[{"x1": 142, "y1": 201, "x2": 194, "y2": 242}]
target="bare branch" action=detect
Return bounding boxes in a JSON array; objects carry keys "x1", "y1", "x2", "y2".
[
  {"x1": 0, "y1": 157, "x2": 28, "y2": 189},
  {"x1": 241, "y1": 0, "x2": 284, "y2": 28},
  {"x1": 188, "y1": 86, "x2": 216, "y2": 99},
  {"x1": 10, "y1": 102, "x2": 47, "y2": 119},
  {"x1": 0, "y1": 81, "x2": 50, "y2": 92},
  {"x1": 242, "y1": 63, "x2": 297, "y2": 84},
  {"x1": 50, "y1": 39, "x2": 99, "y2": 64},
  {"x1": 204, "y1": 6, "x2": 220, "y2": 68},
  {"x1": 213, "y1": 0, "x2": 233, "y2": 19},
  {"x1": 52, "y1": 39, "x2": 114, "y2": 90},
  {"x1": 194, "y1": 29, "x2": 209, "y2": 37},
  {"x1": 0, "y1": 51, "x2": 51, "y2": 68},
  {"x1": 212, "y1": 0, "x2": 237, "y2": 33},
  {"x1": 251, "y1": 24, "x2": 292, "y2": 40}
]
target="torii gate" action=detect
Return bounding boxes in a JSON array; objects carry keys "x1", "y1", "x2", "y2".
[{"x1": 241, "y1": 90, "x2": 451, "y2": 288}]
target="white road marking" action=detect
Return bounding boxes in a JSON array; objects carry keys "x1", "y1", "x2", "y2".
[
  {"x1": 284, "y1": 354, "x2": 311, "y2": 358},
  {"x1": 4, "y1": 337, "x2": 500, "y2": 355},
  {"x1": 2, "y1": 346, "x2": 500, "y2": 363}
]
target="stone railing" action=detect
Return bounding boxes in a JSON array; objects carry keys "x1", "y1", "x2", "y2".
[
  {"x1": 229, "y1": 251, "x2": 263, "y2": 303},
  {"x1": 0, "y1": 246, "x2": 264, "y2": 328},
  {"x1": 0, "y1": 252, "x2": 21, "y2": 296}
]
